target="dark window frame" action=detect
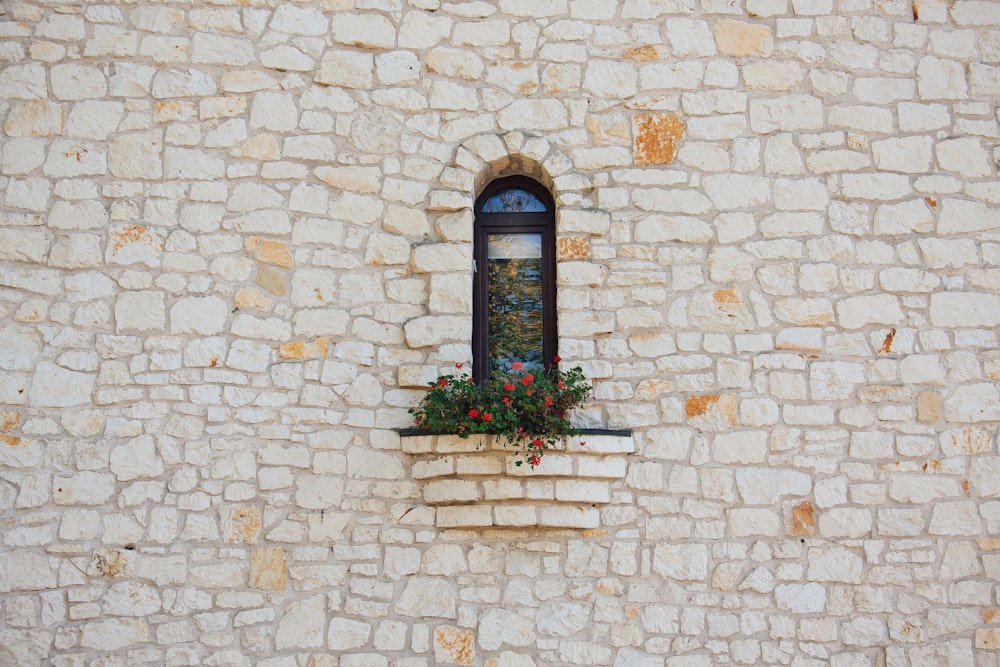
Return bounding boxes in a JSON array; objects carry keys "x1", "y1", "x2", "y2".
[{"x1": 472, "y1": 176, "x2": 557, "y2": 384}]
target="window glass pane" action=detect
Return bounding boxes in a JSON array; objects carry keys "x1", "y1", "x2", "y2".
[
  {"x1": 487, "y1": 233, "x2": 544, "y2": 373},
  {"x1": 481, "y1": 188, "x2": 548, "y2": 213}
]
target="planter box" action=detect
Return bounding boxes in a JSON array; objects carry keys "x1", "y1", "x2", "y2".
[{"x1": 399, "y1": 430, "x2": 634, "y2": 529}]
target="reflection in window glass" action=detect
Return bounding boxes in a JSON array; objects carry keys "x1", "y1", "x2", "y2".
[
  {"x1": 487, "y1": 233, "x2": 544, "y2": 373},
  {"x1": 481, "y1": 188, "x2": 548, "y2": 213}
]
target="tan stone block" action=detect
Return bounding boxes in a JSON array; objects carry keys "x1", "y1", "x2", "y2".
[
  {"x1": 248, "y1": 238, "x2": 293, "y2": 268},
  {"x1": 434, "y1": 626, "x2": 475, "y2": 665},
  {"x1": 790, "y1": 500, "x2": 816, "y2": 536},
  {"x1": 231, "y1": 133, "x2": 280, "y2": 160},
  {"x1": 222, "y1": 505, "x2": 261, "y2": 544},
  {"x1": 4, "y1": 100, "x2": 63, "y2": 137},
  {"x1": 634, "y1": 113, "x2": 685, "y2": 166},
  {"x1": 250, "y1": 548, "x2": 286, "y2": 590},
  {"x1": 256, "y1": 267, "x2": 288, "y2": 296},
  {"x1": 557, "y1": 236, "x2": 591, "y2": 260},
  {"x1": 0, "y1": 411, "x2": 19, "y2": 433},
  {"x1": 715, "y1": 20, "x2": 774, "y2": 57},
  {"x1": 635, "y1": 378, "x2": 674, "y2": 400},
  {"x1": 976, "y1": 628, "x2": 1000, "y2": 650},
  {"x1": 686, "y1": 394, "x2": 737, "y2": 429},
  {"x1": 917, "y1": 391, "x2": 941, "y2": 422},
  {"x1": 279, "y1": 337, "x2": 328, "y2": 360},
  {"x1": 234, "y1": 287, "x2": 273, "y2": 311}
]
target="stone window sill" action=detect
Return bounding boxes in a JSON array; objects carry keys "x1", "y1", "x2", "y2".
[{"x1": 399, "y1": 429, "x2": 633, "y2": 530}]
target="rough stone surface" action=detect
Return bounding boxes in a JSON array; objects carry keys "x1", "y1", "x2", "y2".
[{"x1": 0, "y1": 3, "x2": 997, "y2": 666}]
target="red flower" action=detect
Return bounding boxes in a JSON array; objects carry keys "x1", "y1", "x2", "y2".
[
  {"x1": 512, "y1": 362, "x2": 523, "y2": 371},
  {"x1": 521, "y1": 374, "x2": 533, "y2": 385},
  {"x1": 526, "y1": 389, "x2": 533, "y2": 396},
  {"x1": 545, "y1": 396, "x2": 553, "y2": 407},
  {"x1": 504, "y1": 382, "x2": 516, "y2": 391},
  {"x1": 554, "y1": 355, "x2": 561, "y2": 363},
  {"x1": 468, "y1": 409, "x2": 479, "y2": 418},
  {"x1": 482, "y1": 413, "x2": 492, "y2": 421},
  {"x1": 532, "y1": 438, "x2": 543, "y2": 448},
  {"x1": 503, "y1": 397, "x2": 513, "y2": 406},
  {"x1": 557, "y1": 381, "x2": 566, "y2": 389},
  {"x1": 438, "y1": 378, "x2": 448, "y2": 386},
  {"x1": 455, "y1": 363, "x2": 463, "y2": 369},
  {"x1": 530, "y1": 454, "x2": 541, "y2": 466}
]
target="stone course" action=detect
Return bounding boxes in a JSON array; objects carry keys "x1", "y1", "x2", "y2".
[{"x1": 1, "y1": 0, "x2": 1000, "y2": 665}]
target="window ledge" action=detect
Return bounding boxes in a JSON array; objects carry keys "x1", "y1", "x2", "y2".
[{"x1": 399, "y1": 430, "x2": 633, "y2": 530}]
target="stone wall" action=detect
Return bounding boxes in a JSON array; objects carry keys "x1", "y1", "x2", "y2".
[{"x1": 1, "y1": 0, "x2": 999, "y2": 664}]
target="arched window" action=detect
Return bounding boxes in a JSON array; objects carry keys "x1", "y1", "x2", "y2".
[{"x1": 473, "y1": 176, "x2": 556, "y2": 383}]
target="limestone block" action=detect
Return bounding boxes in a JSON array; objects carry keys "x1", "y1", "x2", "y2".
[
  {"x1": 712, "y1": 431, "x2": 767, "y2": 464},
  {"x1": 728, "y1": 507, "x2": 780, "y2": 536},
  {"x1": 292, "y1": 309, "x2": 349, "y2": 337},
  {"x1": 114, "y1": 291, "x2": 166, "y2": 333},
  {"x1": 27, "y1": 361, "x2": 94, "y2": 408},
  {"x1": 110, "y1": 435, "x2": 164, "y2": 481},
  {"x1": 665, "y1": 18, "x2": 716, "y2": 56},
  {"x1": 818, "y1": 508, "x2": 872, "y2": 538},
  {"x1": 873, "y1": 199, "x2": 934, "y2": 236},
  {"x1": 944, "y1": 383, "x2": 1000, "y2": 423},
  {"x1": 735, "y1": 468, "x2": 810, "y2": 504},
  {"x1": 433, "y1": 626, "x2": 476, "y2": 664},
  {"x1": 477, "y1": 608, "x2": 535, "y2": 651},
  {"x1": 938, "y1": 198, "x2": 1000, "y2": 234},
  {"x1": 835, "y1": 294, "x2": 902, "y2": 329},
  {"x1": 899, "y1": 354, "x2": 946, "y2": 385},
  {"x1": 652, "y1": 543, "x2": 708, "y2": 581},
  {"x1": 5, "y1": 100, "x2": 64, "y2": 137},
  {"x1": 170, "y1": 296, "x2": 228, "y2": 335},
  {"x1": 0, "y1": 228, "x2": 47, "y2": 263},
  {"x1": 749, "y1": 96, "x2": 823, "y2": 133},
  {"x1": 583, "y1": 60, "x2": 637, "y2": 99},
  {"x1": 164, "y1": 147, "x2": 224, "y2": 180},
  {"x1": 0, "y1": 64, "x2": 47, "y2": 100},
  {"x1": 929, "y1": 292, "x2": 1000, "y2": 328},
  {"x1": 639, "y1": 62, "x2": 704, "y2": 91},
  {"x1": 714, "y1": 20, "x2": 774, "y2": 57},
  {"x1": 332, "y1": 13, "x2": 396, "y2": 49},
  {"x1": 271, "y1": 4, "x2": 328, "y2": 34},
  {"x1": 50, "y1": 64, "x2": 106, "y2": 100},
  {"x1": 52, "y1": 471, "x2": 114, "y2": 505},
  {"x1": 809, "y1": 361, "x2": 865, "y2": 400},
  {"x1": 929, "y1": 500, "x2": 983, "y2": 535},
  {"x1": 191, "y1": 32, "x2": 254, "y2": 66},
  {"x1": 335, "y1": 192, "x2": 385, "y2": 224},
  {"x1": 296, "y1": 475, "x2": 344, "y2": 510},
  {"x1": 635, "y1": 214, "x2": 712, "y2": 244},
  {"x1": 79, "y1": 618, "x2": 148, "y2": 651},
  {"x1": 688, "y1": 290, "x2": 755, "y2": 332},
  {"x1": 43, "y1": 139, "x2": 106, "y2": 177},
  {"x1": 774, "y1": 583, "x2": 826, "y2": 614},
  {"x1": 425, "y1": 47, "x2": 484, "y2": 82},
  {"x1": 499, "y1": 99, "x2": 568, "y2": 132},
  {"x1": 329, "y1": 617, "x2": 372, "y2": 651},
  {"x1": 395, "y1": 577, "x2": 457, "y2": 619},
  {"x1": 428, "y1": 273, "x2": 471, "y2": 314},
  {"x1": 917, "y1": 56, "x2": 968, "y2": 99},
  {"x1": 0, "y1": 551, "x2": 57, "y2": 593},
  {"x1": 1, "y1": 138, "x2": 45, "y2": 175},
  {"x1": 151, "y1": 69, "x2": 217, "y2": 98},
  {"x1": 275, "y1": 595, "x2": 326, "y2": 650},
  {"x1": 911, "y1": 243, "x2": 971, "y2": 276}
]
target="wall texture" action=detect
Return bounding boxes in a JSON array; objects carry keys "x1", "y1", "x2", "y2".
[{"x1": 1, "y1": 0, "x2": 999, "y2": 665}]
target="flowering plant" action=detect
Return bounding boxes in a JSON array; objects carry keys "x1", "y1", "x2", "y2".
[{"x1": 409, "y1": 358, "x2": 591, "y2": 467}]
